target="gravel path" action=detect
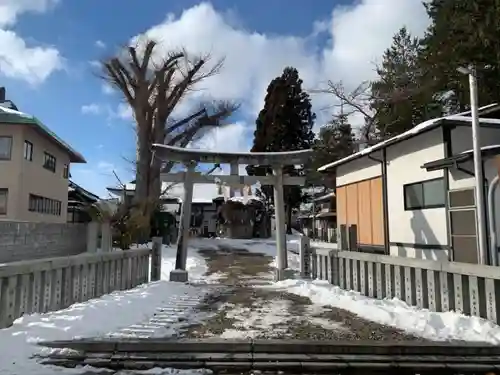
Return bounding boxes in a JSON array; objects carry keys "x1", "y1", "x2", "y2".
[{"x1": 182, "y1": 245, "x2": 430, "y2": 342}]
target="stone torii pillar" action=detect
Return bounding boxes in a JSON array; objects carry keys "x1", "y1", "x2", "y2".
[
  {"x1": 273, "y1": 165, "x2": 288, "y2": 278},
  {"x1": 170, "y1": 161, "x2": 196, "y2": 282}
]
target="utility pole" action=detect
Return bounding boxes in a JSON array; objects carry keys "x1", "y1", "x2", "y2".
[{"x1": 457, "y1": 65, "x2": 487, "y2": 264}]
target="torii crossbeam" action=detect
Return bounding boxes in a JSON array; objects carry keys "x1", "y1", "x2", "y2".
[{"x1": 152, "y1": 144, "x2": 313, "y2": 282}]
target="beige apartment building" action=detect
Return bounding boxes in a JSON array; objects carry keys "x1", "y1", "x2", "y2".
[{"x1": 0, "y1": 98, "x2": 86, "y2": 223}]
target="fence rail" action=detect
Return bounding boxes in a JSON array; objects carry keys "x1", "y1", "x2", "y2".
[
  {"x1": 301, "y1": 238, "x2": 500, "y2": 324},
  {"x1": 0, "y1": 247, "x2": 156, "y2": 328}
]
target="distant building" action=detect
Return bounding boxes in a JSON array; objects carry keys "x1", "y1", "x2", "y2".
[
  {"x1": 106, "y1": 181, "x2": 221, "y2": 237},
  {"x1": 67, "y1": 180, "x2": 100, "y2": 223},
  {"x1": 0, "y1": 88, "x2": 86, "y2": 223}
]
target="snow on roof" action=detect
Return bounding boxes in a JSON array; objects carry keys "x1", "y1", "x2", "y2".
[
  {"x1": 0, "y1": 106, "x2": 86, "y2": 163},
  {"x1": 227, "y1": 195, "x2": 263, "y2": 204},
  {"x1": 313, "y1": 191, "x2": 335, "y2": 202},
  {"x1": 318, "y1": 103, "x2": 500, "y2": 172},
  {"x1": 115, "y1": 182, "x2": 224, "y2": 203}
]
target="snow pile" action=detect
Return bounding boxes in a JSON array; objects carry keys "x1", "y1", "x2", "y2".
[
  {"x1": 265, "y1": 278, "x2": 500, "y2": 344},
  {"x1": 0, "y1": 281, "x2": 205, "y2": 375},
  {"x1": 0, "y1": 243, "x2": 215, "y2": 375},
  {"x1": 160, "y1": 242, "x2": 224, "y2": 283}
]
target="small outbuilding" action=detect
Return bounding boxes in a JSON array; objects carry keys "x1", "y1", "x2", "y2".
[{"x1": 319, "y1": 104, "x2": 500, "y2": 264}]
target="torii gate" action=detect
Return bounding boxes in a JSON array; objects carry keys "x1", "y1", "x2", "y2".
[{"x1": 152, "y1": 144, "x2": 313, "y2": 282}]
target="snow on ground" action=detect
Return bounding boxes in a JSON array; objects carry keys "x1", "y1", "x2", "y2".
[
  {"x1": 0, "y1": 243, "x2": 217, "y2": 375},
  {"x1": 218, "y1": 300, "x2": 347, "y2": 339},
  {"x1": 264, "y1": 278, "x2": 500, "y2": 344},
  {"x1": 0, "y1": 281, "x2": 206, "y2": 375},
  {"x1": 193, "y1": 234, "x2": 500, "y2": 344},
  {"x1": 4, "y1": 234, "x2": 500, "y2": 374}
]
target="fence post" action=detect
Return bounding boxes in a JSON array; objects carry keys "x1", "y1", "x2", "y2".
[
  {"x1": 150, "y1": 237, "x2": 162, "y2": 282},
  {"x1": 86, "y1": 222, "x2": 99, "y2": 253},
  {"x1": 299, "y1": 235, "x2": 310, "y2": 277},
  {"x1": 101, "y1": 222, "x2": 112, "y2": 252},
  {"x1": 339, "y1": 224, "x2": 347, "y2": 250},
  {"x1": 348, "y1": 225, "x2": 358, "y2": 251}
]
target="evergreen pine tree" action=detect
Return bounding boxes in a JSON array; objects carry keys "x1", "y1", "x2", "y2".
[
  {"x1": 247, "y1": 66, "x2": 316, "y2": 233},
  {"x1": 308, "y1": 111, "x2": 356, "y2": 189},
  {"x1": 371, "y1": 27, "x2": 441, "y2": 138},
  {"x1": 421, "y1": 0, "x2": 500, "y2": 112}
]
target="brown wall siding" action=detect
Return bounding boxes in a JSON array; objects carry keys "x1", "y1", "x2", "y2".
[
  {"x1": 346, "y1": 183, "x2": 358, "y2": 228},
  {"x1": 336, "y1": 176, "x2": 384, "y2": 246},
  {"x1": 337, "y1": 185, "x2": 347, "y2": 225},
  {"x1": 370, "y1": 178, "x2": 385, "y2": 245},
  {"x1": 357, "y1": 180, "x2": 372, "y2": 244}
]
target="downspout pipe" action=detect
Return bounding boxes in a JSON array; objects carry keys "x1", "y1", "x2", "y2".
[
  {"x1": 487, "y1": 175, "x2": 499, "y2": 266},
  {"x1": 368, "y1": 152, "x2": 390, "y2": 255}
]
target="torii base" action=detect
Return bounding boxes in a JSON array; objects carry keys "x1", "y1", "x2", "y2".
[
  {"x1": 274, "y1": 268, "x2": 295, "y2": 282},
  {"x1": 169, "y1": 269, "x2": 189, "y2": 282}
]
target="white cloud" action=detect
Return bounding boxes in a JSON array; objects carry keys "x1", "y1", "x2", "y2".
[
  {"x1": 102, "y1": 83, "x2": 114, "y2": 95},
  {"x1": 115, "y1": 103, "x2": 133, "y2": 120},
  {"x1": 0, "y1": 0, "x2": 59, "y2": 27},
  {"x1": 0, "y1": 0, "x2": 62, "y2": 84},
  {"x1": 130, "y1": 0, "x2": 429, "y2": 151},
  {"x1": 81, "y1": 103, "x2": 101, "y2": 115},
  {"x1": 95, "y1": 40, "x2": 106, "y2": 49},
  {"x1": 89, "y1": 60, "x2": 101, "y2": 68},
  {"x1": 191, "y1": 122, "x2": 249, "y2": 152}
]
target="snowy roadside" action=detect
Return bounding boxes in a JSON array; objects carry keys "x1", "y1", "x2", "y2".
[
  {"x1": 0, "y1": 244, "x2": 215, "y2": 375},
  {"x1": 191, "y1": 235, "x2": 500, "y2": 344}
]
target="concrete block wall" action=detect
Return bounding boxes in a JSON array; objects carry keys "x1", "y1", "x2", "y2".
[{"x1": 0, "y1": 221, "x2": 87, "y2": 263}]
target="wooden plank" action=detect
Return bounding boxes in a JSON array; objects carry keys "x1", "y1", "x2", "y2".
[
  {"x1": 357, "y1": 180, "x2": 372, "y2": 244},
  {"x1": 336, "y1": 186, "x2": 347, "y2": 226},
  {"x1": 346, "y1": 184, "x2": 358, "y2": 235}
]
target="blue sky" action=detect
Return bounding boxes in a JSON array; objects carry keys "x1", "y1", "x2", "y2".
[{"x1": 2, "y1": 0, "x2": 429, "y2": 199}]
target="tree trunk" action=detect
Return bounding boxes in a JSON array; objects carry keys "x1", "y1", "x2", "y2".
[{"x1": 134, "y1": 126, "x2": 151, "y2": 205}]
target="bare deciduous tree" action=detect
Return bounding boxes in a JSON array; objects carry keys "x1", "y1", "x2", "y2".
[
  {"x1": 314, "y1": 79, "x2": 431, "y2": 145},
  {"x1": 101, "y1": 39, "x2": 237, "y2": 222}
]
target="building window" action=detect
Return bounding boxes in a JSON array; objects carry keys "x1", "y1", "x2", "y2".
[
  {"x1": 63, "y1": 164, "x2": 69, "y2": 179},
  {"x1": 404, "y1": 178, "x2": 445, "y2": 210},
  {"x1": 28, "y1": 194, "x2": 61, "y2": 216},
  {"x1": 43, "y1": 152, "x2": 56, "y2": 172},
  {"x1": 0, "y1": 136, "x2": 12, "y2": 160},
  {"x1": 24, "y1": 140, "x2": 33, "y2": 161},
  {"x1": 0, "y1": 189, "x2": 7, "y2": 214}
]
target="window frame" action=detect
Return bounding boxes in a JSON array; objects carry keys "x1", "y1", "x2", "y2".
[
  {"x1": 0, "y1": 136, "x2": 12, "y2": 161},
  {"x1": 23, "y1": 140, "x2": 33, "y2": 161},
  {"x1": 43, "y1": 152, "x2": 56, "y2": 172},
  {"x1": 0, "y1": 188, "x2": 8, "y2": 214},
  {"x1": 63, "y1": 164, "x2": 69, "y2": 179},
  {"x1": 28, "y1": 194, "x2": 62, "y2": 216},
  {"x1": 403, "y1": 177, "x2": 446, "y2": 211}
]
